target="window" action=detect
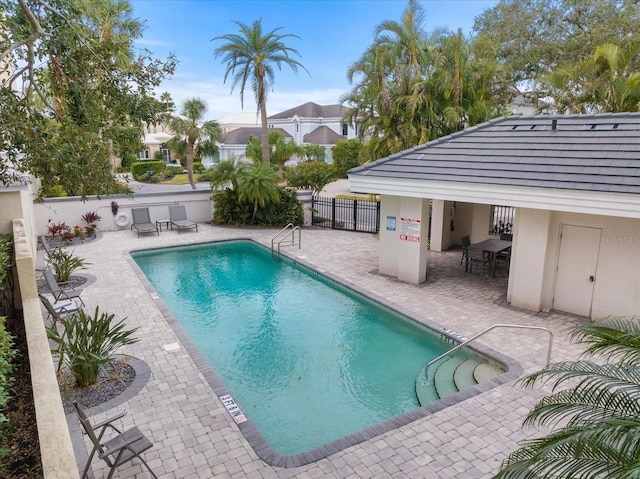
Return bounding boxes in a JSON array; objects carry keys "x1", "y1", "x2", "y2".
[
  {"x1": 295, "y1": 122, "x2": 299, "y2": 132},
  {"x1": 160, "y1": 148, "x2": 172, "y2": 162},
  {"x1": 139, "y1": 149, "x2": 150, "y2": 159},
  {"x1": 342, "y1": 123, "x2": 348, "y2": 136},
  {"x1": 489, "y1": 205, "x2": 515, "y2": 235}
]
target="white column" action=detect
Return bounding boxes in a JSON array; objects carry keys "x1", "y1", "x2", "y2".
[{"x1": 508, "y1": 208, "x2": 551, "y2": 311}]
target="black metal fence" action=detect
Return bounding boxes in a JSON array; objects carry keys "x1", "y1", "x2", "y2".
[{"x1": 311, "y1": 195, "x2": 380, "y2": 233}]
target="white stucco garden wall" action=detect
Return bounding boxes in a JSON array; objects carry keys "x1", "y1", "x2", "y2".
[{"x1": 33, "y1": 191, "x2": 213, "y2": 235}]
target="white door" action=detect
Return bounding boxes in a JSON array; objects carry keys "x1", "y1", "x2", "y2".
[{"x1": 553, "y1": 225, "x2": 602, "y2": 317}]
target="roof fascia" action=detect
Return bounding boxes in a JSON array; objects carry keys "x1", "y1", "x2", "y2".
[{"x1": 348, "y1": 175, "x2": 640, "y2": 219}]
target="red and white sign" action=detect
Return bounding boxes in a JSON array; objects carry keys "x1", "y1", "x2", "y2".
[{"x1": 400, "y1": 217, "x2": 421, "y2": 242}]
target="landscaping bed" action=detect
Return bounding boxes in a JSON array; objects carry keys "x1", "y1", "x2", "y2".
[{"x1": 0, "y1": 312, "x2": 42, "y2": 479}]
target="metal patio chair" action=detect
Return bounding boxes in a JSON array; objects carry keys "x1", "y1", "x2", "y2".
[
  {"x1": 168, "y1": 204, "x2": 198, "y2": 233},
  {"x1": 131, "y1": 208, "x2": 159, "y2": 237},
  {"x1": 465, "y1": 248, "x2": 491, "y2": 278},
  {"x1": 73, "y1": 401, "x2": 158, "y2": 479},
  {"x1": 43, "y1": 267, "x2": 85, "y2": 306},
  {"x1": 460, "y1": 235, "x2": 471, "y2": 265}
]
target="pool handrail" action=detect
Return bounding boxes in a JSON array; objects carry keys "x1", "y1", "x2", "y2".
[
  {"x1": 271, "y1": 223, "x2": 301, "y2": 257},
  {"x1": 424, "y1": 323, "x2": 553, "y2": 379}
]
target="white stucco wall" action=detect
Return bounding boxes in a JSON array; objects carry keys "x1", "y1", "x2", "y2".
[
  {"x1": 33, "y1": 191, "x2": 213, "y2": 235},
  {"x1": 509, "y1": 208, "x2": 640, "y2": 319},
  {"x1": 378, "y1": 196, "x2": 429, "y2": 283}
]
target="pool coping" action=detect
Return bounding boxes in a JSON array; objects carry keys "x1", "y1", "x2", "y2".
[{"x1": 126, "y1": 238, "x2": 523, "y2": 468}]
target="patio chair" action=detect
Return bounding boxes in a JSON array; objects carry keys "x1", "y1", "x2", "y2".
[
  {"x1": 465, "y1": 248, "x2": 491, "y2": 278},
  {"x1": 460, "y1": 235, "x2": 471, "y2": 265},
  {"x1": 39, "y1": 293, "x2": 81, "y2": 323},
  {"x1": 73, "y1": 401, "x2": 158, "y2": 479},
  {"x1": 500, "y1": 233, "x2": 513, "y2": 241},
  {"x1": 130, "y1": 208, "x2": 159, "y2": 237},
  {"x1": 44, "y1": 267, "x2": 85, "y2": 306},
  {"x1": 168, "y1": 204, "x2": 198, "y2": 233}
]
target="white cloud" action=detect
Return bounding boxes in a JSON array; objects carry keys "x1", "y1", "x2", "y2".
[{"x1": 158, "y1": 80, "x2": 347, "y2": 121}]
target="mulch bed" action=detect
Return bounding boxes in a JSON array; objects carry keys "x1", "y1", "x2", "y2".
[
  {"x1": 58, "y1": 358, "x2": 136, "y2": 415},
  {"x1": 0, "y1": 313, "x2": 43, "y2": 479}
]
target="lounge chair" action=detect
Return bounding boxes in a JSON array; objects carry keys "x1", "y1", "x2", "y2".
[
  {"x1": 168, "y1": 204, "x2": 198, "y2": 233},
  {"x1": 130, "y1": 208, "x2": 159, "y2": 237},
  {"x1": 73, "y1": 401, "x2": 158, "y2": 479},
  {"x1": 39, "y1": 293, "x2": 81, "y2": 323},
  {"x1": 44, "y1": 267, "x2": 85, "y2": 306}
]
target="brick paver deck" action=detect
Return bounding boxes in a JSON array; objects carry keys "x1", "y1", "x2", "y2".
[{"x1": 60, "y1": 224, "x2": 586, "y2": 478}]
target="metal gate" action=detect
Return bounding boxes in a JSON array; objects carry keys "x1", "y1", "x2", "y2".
[{"x1": 311, "y1": 195, "x2": 380, "y2": 233}]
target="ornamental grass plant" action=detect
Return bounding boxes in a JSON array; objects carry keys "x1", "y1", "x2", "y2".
[{"x1": 46, "y1": 307, "x2": 139, "y2": 387}]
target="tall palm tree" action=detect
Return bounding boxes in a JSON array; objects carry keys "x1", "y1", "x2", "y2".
[
  {"x1": 496, "y1": 316, "x2": 640, "y2": 479},
  {"x1": 212, "y1": 19, "x2": 308, "y2": 163},
  {"x1": 167, "y1": 98, "x2": 221, "y2": 190}
]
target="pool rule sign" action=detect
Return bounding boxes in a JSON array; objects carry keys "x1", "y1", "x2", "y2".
[
  {"x1": 220, "y1": 395, "x2": 247, "y2": 424},
  {"x1": 400, "y1": 217, "x2": 421, "y2": 242}
]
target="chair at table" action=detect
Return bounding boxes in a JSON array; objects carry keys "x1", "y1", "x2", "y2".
[
  {"x1": 497, "y1": 233, "x2": 513, "y2": 271},
  {"x1": 73, "y1": 401, "x2": 158, "y2": 479},
  {"x1": 131, "y1": 208, "x2": 159, "y2": 237},
  {"x1": 500, "y1": 233, "x2": 513, "y2": 241},
  {"x1": 460, "y1": 235, "x2": 471, "y2": 265},
  {"x1": 465, "y1": 248, "x2": 491, "y2": 278}
]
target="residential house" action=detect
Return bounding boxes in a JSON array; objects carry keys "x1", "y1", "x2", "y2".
[
  {"x1": 349, "y1": 113, "x2": 640, "y2": 320},
  {"x1": 204, "y1": 102, "x2": 355, "y2": 167}
]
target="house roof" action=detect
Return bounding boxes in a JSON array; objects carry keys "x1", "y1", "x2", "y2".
[
  {"x1": 303, "y1": 126, "x2": 344, "y2": 145},
  {"x1": 268, "y1": 102, "x2": 348, "y2": 120},
  {"x1": 219, "y1": 127, "x2": 291, "y2": 145},
  {"x1": 350, "y1": 113, "x2": 640, "y2": 195}
]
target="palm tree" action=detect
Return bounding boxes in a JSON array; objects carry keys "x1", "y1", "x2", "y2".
[
  {"x1": 212, "y1": 19, "x2": 308, "y2": 164},
  {"x1": 586, "y1": 42, "x2": 640, "y2": 113},
  {"x1": 167, "y1": 98, "x2": 221, "y2": 190},
  {"x1": 237, "y1": 161, "x2": 280, "y2": 224},
  {"x1": 496, "y1": 316, "x2": 640, "y2": 479}
]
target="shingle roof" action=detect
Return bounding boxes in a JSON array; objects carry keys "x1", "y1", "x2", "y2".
[
  {"x1": 350, "y1": 113, "x2": 640, "y2": 194},
  {"x1": 268, "y1": 102, "x2": 348, "y2": 120},
  {"x1": 303, "y1": 126, "x2": 344, "y2": 145},
  {"x1": 220, "y1": 127, "x2": 291, "y2": 145}
]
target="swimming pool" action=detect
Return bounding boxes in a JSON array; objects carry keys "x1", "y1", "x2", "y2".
[{"x1": 130, "y1": 240, "x2": 516, "y2": 466}]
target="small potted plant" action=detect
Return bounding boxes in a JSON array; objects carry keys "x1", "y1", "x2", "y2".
[{"x1": 81, "y1": 211, "x2": 102, "y2": 238}]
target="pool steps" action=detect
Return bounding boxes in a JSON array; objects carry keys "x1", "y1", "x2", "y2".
[{"x1": 415, "y1": 357, "x2": 504, "y2": 406}]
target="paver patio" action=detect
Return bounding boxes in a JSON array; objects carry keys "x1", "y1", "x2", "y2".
[{"x1": 57, "y1": 224, "x2": 586, "y2": 478}]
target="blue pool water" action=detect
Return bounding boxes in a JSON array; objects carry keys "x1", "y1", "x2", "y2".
[{"x1": 132, "y1": 241, "x2": 458, "y2": 455}]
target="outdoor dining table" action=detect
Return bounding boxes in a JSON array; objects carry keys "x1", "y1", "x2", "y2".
[{"x1": 469, "y1": 239, "x2": 512, "y2": 277}]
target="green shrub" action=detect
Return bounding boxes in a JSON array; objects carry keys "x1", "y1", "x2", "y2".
[
  {"x1": 213, "y1": 188, "x2": 302, "y2": 227},
  {"x1": 255, "y1": 188, "x2": 303, "y2": 226},
  {"x1": 47, "y1": 307, "x2": 138, "y2": 387},
  {"x1": 44, "y1": 185, "x2": 68, "y2": 198},
  {"x1": 0, "y1": 235, "x2": 12, "y2": 288},
  {"x1": 166, "y1": 165, "x2": 185, "y2": 175},
  {"x1": 0, "y1": 317, "x2": 15, "y2": 437},
  {"x1": 332, "y1": 139, "x2": 363, "y2": 178},
  {"x1": 130, "y1": 160, "x2": 166, "y2": 178},
  {"x1": 45, "y1": 248, "x2": 89, "y2": 283},
  {"x1": 285, "y1": 161, "x2": 336, "y2": 194},
  {"x1": 153, "y1": 150, "x2": 165, "y2": 160},
  {"x1": 193, "y1": 161, "x2": 205, "y2": 173}
]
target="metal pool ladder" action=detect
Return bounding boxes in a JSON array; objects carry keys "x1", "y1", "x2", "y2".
[
  {"x1": 271, "y1": 223, "x2": 301, "y2": 258},
  {"x1": 422, "y1": 323, "x2": 554, "y2": 380}
]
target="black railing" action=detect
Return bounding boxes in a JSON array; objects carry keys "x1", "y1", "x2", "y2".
[
  {"x1": 311, "y1": 195, "x2": 380, "y2": 234},
  {"x1": 490, "y1": 205, "x2": 515, "y2": 235}
]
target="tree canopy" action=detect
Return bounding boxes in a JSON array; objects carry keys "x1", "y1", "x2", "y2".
[{"x1": 0, "y1": 0, "x2": 176, "y2": 196}]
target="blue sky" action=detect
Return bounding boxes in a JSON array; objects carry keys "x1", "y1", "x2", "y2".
[{"x1": 131, "y1": 0, "x2": 498, "y2": 121}]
